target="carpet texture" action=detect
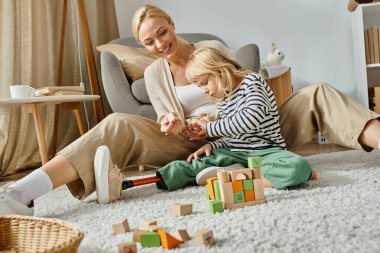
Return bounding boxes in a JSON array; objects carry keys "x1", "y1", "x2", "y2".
[{"x1": 35, "y1": 150, "x2": 380, "y2": 253}]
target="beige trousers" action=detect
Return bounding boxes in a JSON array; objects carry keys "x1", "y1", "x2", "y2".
[{"x1": 59, "y1": 83, "x2": 378, "y2": 199}]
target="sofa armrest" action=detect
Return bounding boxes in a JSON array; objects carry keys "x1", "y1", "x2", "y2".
[
  {"x1": 100, "y1": 51, "x2": 142, "y2": 113},
  {"x1": 233, "y1": 44, "x2": 260, "y2": 73}
]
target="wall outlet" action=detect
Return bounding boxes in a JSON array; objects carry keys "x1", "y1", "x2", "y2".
[{"x1": 317, "y1": 132, "x2": 330, "y2": 144}]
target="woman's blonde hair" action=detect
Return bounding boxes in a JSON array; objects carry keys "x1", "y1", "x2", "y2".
[
  {"x1": 131, "y1": 4, "x2": 174, "y2": 43},
  {"x1": 186, "y1": 47, "x2": 252, "y2": 97}
]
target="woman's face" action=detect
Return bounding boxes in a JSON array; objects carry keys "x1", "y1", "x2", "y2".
[{"x1": 138, "y1": 17, "x2": 178, "y2": 60}]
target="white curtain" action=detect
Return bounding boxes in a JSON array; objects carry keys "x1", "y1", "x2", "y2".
[{"x1": 0, "y1": 0, "x2": 119, "y2": 181}]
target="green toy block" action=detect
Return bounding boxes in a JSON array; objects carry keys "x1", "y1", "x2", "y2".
[
  {"x1": 209, "y1": 199, "x2": 224, "y2": 214},
  {"x1": 248, "y1": 156, "x2": 262, "y2": 168},
  {"x1": 205, "y1": 186, "x2": 210, "y2": 200},
  {"x1": 243, "y1": 179, "x2": 254, "y2": 190},
  {"x1": 213, "y1": 180, "x2": 221, "y2": 200},
  {"x1": 140, "y1": 232, "x2": 161, "y2": 247},
  {"x1": 234, "y1": 192, "x2": 245, "y2": 203}
]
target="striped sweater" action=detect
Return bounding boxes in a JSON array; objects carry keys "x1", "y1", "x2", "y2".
[{"x1": 207, "y1": 73, "x2": 286, "y2": 151}]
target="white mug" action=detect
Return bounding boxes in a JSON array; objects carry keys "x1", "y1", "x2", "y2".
[{"x1": 10, "y1": 84, "x2": 35, "y2": 98}]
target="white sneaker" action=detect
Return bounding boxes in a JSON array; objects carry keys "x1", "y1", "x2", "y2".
[
  {"x1": 0, "y1": 182, "x2": 34, "y2": 216},
  {"x1": 196, "y1": 163, "x2": 245, "y2": 186},
  {"x1": 94, "y1": 146, "x2": 125, "y2": 204}
]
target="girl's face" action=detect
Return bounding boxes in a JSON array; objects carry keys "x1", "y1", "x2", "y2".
[
  {"x1": 196, "y1": 76, "x2": 224, "y2": 99},
  {"x1": 138, "y1": 17, "x2": 178, "y2": 60}
]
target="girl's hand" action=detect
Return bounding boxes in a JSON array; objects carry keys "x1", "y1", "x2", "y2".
[
  {"x1": 160, "y1": 113, "x2": 184, "y2": 135},
  {"x1": 185, "y1": 126, "x2": 208, "y2": 141},
  {"x1": 186, "y1": 143, "x2": 212, "y2": 163}
]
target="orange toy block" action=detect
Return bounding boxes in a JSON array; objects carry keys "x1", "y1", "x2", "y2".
[
  {"x1": 253, "y1": 179, "x2": 264, "y2": 200},
  {"x1": 158, "y1": 229, "x2": 183, "y2": 249},
  {"x1": 118, "y1": 242, "x2": 137, "y2": 253},
  {"x1": 207, "y1": 177, "x2": 218, "y2": 200},
  {"x1": 232, "y1": 180, "x2": 243, "y2": 192},
  {"x1": 173, "y1": 229, "x2": 191, "y2": 242},
  {"x1": 244, "y1": 190, "x2": 255, "y2": 202},
  {"x1": 112, "y1": 218, "x2": 130, "y2": 234}
]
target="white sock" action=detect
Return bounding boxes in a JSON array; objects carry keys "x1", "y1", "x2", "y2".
[{"x1": 8, "y1": 168, "x2": 53, "y2": 206}]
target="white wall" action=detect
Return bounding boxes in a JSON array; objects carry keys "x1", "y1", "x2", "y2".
[{"x1": 114, "y1": 0, "x2": 359, "y2": 100}]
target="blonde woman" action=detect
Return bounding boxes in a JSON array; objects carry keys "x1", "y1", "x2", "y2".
[{"x1": 1, "y1": 4, "x2": 379, "y2": 215}]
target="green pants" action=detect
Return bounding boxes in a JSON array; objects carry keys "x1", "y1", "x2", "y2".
[{"x1": 157, "y1": 148, "x2": 313, "y2": 191}]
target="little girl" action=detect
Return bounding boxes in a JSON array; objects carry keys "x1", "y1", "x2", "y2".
[{"x1": 151, "y1": 47, "x2": 314, "y2": 191}]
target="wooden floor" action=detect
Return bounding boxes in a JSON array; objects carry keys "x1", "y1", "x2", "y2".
[{"x1": 128, "y1": 140, "x2": 352, "y2": 177}]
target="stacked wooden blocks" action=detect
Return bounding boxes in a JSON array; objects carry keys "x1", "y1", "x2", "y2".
[{"x1": 206, "y1": 157, "x2": 266, "y2": 213}]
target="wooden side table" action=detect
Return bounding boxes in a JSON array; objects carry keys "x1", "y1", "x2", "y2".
[
  {"x1": 0, "y1": 95, "x2": 100, "y2": 164},
  {"x1": 265, "y1": 68, "x2": 293, "y2": 106}
]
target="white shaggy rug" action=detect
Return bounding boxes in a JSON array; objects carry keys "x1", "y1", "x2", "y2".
[{"x1": 35, "y1": 150, "x2": 380, "y2": 253}]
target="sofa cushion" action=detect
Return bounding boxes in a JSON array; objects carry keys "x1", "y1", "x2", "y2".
[
  {"x1": 96, "y1": 44, "x2": 157, "y2": 81},
  {"x1": 131, "y1": 78, "x2": 151, "y2": 104}
]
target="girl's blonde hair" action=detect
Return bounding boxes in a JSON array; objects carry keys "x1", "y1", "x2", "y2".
[
  {"x1": 131, "y1": 4, "x2": 174, "y2": 43},
  {"x1": 186, "y1": 47, "x2": 252, "y2": 96}
]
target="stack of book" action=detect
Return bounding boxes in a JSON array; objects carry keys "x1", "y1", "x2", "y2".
[
  {"x1": 364, "y1": 27, "x2": 380, "y2": 65},
  {"x1": 35, "y1": 86, "x2": 85, "y2": 96}
]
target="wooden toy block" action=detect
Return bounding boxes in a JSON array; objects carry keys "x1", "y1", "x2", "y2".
[
  {"x1": 232, "y1": 180, "x2": 243, "y2": 192},
  {"x1": 157, "y1": 229, "x2": 183, "y2": 249},
  {"x1": 112, "y1": 218, "x2": 130, "y2": 234},
  {"x1": 118, "y1": 242, "x2": 137, "y2": 253},
  {"x1": 252, "y1": 168, "x2": 261, "y2": 179},
  {"x1": 243, "y1": 179, "x2": 254, "y2": 190},
  {"x1": 140, "y1": 232, "x2": 161, "y2": 247},
  {"x1": 220, "y1": 182, "x2": 234, "y2": 205},
  {"x1": 195, "y1": 228, "x2": 216, "y2": 246},
  {"x1": 217, "y1": 170, "x2": 229, "y2": 183},
  {"x1": 149, "y1": 225, "x2": 159, "y2": 232},
  {"x1": 248, "y1": 156, "x2": 262, "y2": 168},
  {"x1": 244, "y1": 190, "x2": 255, "y2": 202},
  {"x1": 132, "y1": 229, "x2": 145, "y2": 242},
  {"x1": 167, "y1": 112, "x2": 179, "y2": 123},
  {"x1": 209, "y1": 199, "x2": 224, "y2": 214},
  {"x1": 233, "y1": 191, "x2": 245, "y2": 203},
  {"x1": 213, "y1": 180, "x2": 221, "y2": 200},
  {"x1": 253, "y1": 179, "x2": 265, "y2": 200},
  {"x1": 206, "y1": 177, "x2": 218, "y2": 200},
  {"x1": 172, "y1": 203, "x2": 193, "y2": 216},
  {"x1": 173, "y1": 229, "x2": 191, "y2": 242},
  {"x1": 229, "y1": 168, "x2": 253, "y2": 181},
  {"x1": 139, "y1": 218, "x2": 157, "y2": 231},
  {"x1": 225, "y1": 198, "x2": 266, "y2": 209}
]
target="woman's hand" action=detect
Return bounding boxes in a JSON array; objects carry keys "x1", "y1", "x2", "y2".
[
  {"x1": 160, "y1": 113, "x2": 184, "y2": 135},
  {"x1": 186, "y1": 144, "x2": 212, "y2": 163}
]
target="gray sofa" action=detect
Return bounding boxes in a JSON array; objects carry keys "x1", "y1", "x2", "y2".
[{"x1": 100, "y1": 33, "x2": 260, "y2": 121}]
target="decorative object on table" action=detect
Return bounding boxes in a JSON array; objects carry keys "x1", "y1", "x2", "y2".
[
  {"x1": 35, "y1": 86, "x2": 85, "y2": 96},
  {"x1": 260, "y1": 42, "x2": 285, "y2": 68},
  {"x1": 9, "y1": 84, "x2": 35, "y2": 99},
  {"x1": 347, "y1": 0, "x2": 379, "y2": 12},
  {"x1": 0, "y1": 215, "x2": 84, "y2": 253}
]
